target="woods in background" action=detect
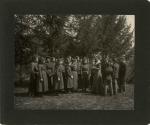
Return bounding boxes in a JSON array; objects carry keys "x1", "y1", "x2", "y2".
[{"x1": 14, "y1": 15, "x2": 134, "y2": 86}]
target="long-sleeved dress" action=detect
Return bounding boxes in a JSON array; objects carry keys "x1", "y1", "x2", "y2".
[
  {"x1": 29, "y1": 62, "x2": 39, "y2": 96},
  {"x1": 71, "y1": 62, "x2": 78, "y2": 90},
  {"x1": 91, "y1": 64, "x2": 103, "y2": 94},
  {"x1": 81, "y1": 63, "x2": 90, "y2": 91},
  {"x1": 65, "y1": 65, "x2": 73, "y2": 89},
  {"x1": 39, "y1": 64, "x2": 49, "y2": 92},
  {"x1": 77, "y1": 61, "x2": 82, "y2": 89},
  {"x1": 118, "y1": 61, "x2": 127, "y2": 92},
  {"x1": 46, "y1": 62, "x2": 56, "y2": 92}
]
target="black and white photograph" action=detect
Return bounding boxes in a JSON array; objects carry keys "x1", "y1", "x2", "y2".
[{"x1": 14, "y1": 15, "x2": 135, "y2": 110}]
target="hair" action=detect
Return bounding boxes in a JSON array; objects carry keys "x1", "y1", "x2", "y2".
[{"x1": 38, "y1": 57, "x2": 43, "y2": 64}]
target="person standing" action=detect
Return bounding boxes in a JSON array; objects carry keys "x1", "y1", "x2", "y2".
[
  {"x1": 71, "y1": 58, "x2": 78, "y2": 92},
  {"x1": 62, "y1": 57, "x2": 68, "y2": 93},
  {"x1": 118, "y1": 57, "x2": 127, "y2": 93},
  {"x1": 65, "y1": 59, "x2": 73, "y2": 92},
  {"x1": 29, "y1": 56, "x2": 39, "y2": 97},
  {"x1": 55, "y1": 59, "x2": 64, "y2": 92},
  {"x1": 91, "y1": 59, "x2": 103, "y2": 94},
  {"x1": 104, "y1": 58, "x2": 113, "y2": 96},
  {"x1": 46, "y1": 57, "x2": 56, "y2": 94},
  {"x1": 81, "y1": 57, "x2": 90, "y2": 92},
  {"x1": 89, "y1": 58, "x2": 96, "y2": 91},
  {"x1": 77, "y1": 57, "x2": 82, "y2": 90},
  {"x1": 112, "y1": 58, "x2": 119, "y2": 95},
  {"x1": 38, "y1": 57, "x2": 49, "y2": 95}
]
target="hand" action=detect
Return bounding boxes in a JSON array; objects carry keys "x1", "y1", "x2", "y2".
[
  {"x1": 58, "y1": 77, "x2": 60, "y2": 81},
  {"x1": 71, "y1": 75, "x2": 74, "y2": 79},
  {"x1": 40, "y1": 78, "x2": 43, "y2": 82}
]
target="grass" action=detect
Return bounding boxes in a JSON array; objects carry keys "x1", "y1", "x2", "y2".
[{"x1": 14, "y1": 84, "x2": 134, "y2": 110}]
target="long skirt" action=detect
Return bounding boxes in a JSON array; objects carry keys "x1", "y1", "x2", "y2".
[
  {"x1": 72, "y1": 71, "x2": 78, "y2": 90},
  {"x1": 82, "y1": 72, "x2": 89, "y2": 91},
  {"x1": 29, "y1": 73, "x2": 39, "y2": 96},
  {"x1": 78, "y1": 74, "x2": 82, "y2": 89},
  {"x1": 42, "y1": 71, "x2": 48, "y2": 92},
  {"x1": 67, "y1": 76, "x2": 73, "y2": 89},
  {"x1": 63, "y1": 73, "x2": 67, "y2": 91},
  {"x1": 55, "y1": 74, "x2": 64, "y2": 90},
  {"x1": 118, "y1": 76, "x2": 126, "y2": 92},
  {"x1": 92, "y1": 74, "x2": 102, "y2": 94}
]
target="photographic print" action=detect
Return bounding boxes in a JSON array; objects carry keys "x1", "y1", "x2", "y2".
[{"x1": 14, "y1": 15, "x2": 135, "y2": 110}]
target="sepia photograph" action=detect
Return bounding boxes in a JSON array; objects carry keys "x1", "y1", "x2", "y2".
[{"x1": 14, "y1": 15, "x2": 135, "y2": 110}]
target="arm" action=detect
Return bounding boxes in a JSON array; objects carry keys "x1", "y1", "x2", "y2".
[{"x1": 39, "y1": 65, "x2": 43, "y2": 81}]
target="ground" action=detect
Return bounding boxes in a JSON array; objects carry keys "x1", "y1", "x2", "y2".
[{"x1": 14, "y1": 84, "x2": 134, "y2": 110}]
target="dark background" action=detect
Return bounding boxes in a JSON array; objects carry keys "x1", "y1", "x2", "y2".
[{"x1": 0, "y1": 0, "x2": 150, "y2": 124}]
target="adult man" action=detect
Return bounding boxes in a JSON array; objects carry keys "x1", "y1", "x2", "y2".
[{"x1": 118, "y1": 57, "x2": 127, "y2": 93}]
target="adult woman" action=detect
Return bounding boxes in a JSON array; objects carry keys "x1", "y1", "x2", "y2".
[
  {"x1": 29, "y1": 56, "x2": 39, "y2": 96},
  {"x1": 65, "y1": 59, "x2": 73, "y2": 92},
  {"x1": 46, "y1": 57, "x2": 56, "y2": 93},
  {"x1": 91, "y1": 59, "x2": 103, "y2": 94},
  {"x1": 89, "y1": 58, "x2": 95, "y2": 90},
  {"x1": 71, "y1": 59, "x2": 78, "y2": 91},
  {"x1": 77, "y1": 58, "x2": 82, "y2": 90},
  {"x1": 38, "y1": 57, "x2": 49, "y2": 95},
  {"x1": 55, "y1": 59, "x2": 64, "y2": 92},
  {"x1": 81, "y1": 58, "x2": 90, "y2": 92},
  {"x1": 104, "y1": 59, "x2": 113, "y2": 96}
]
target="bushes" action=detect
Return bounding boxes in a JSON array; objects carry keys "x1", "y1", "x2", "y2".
[
  {"x1": 15, "y1": 64, "x2": 31, "y2": 87},
  {"x1": 126, "y1": 57, "x2": 135, "y2": 84}
]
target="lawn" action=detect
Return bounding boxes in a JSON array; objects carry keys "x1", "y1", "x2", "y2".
[{"x1": 14, "y1": 84, "x2": 134, "y2": 110}]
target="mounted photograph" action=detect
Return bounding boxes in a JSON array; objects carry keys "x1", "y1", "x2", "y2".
[{"x1": 14, "y1": 15, "x2": 135, "y2": 110}]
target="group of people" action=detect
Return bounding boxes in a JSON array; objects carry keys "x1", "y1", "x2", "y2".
[{"x1": 29, "y1": 55, "x2": 127, "y2": 97}]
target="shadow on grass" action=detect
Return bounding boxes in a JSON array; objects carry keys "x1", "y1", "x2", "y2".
[
  {"x1": 15, "y1": 92, "x2": 60, "y2": 97},
  {"x1": 15, "y1": 92, "x2": 29, "y2": 97}
]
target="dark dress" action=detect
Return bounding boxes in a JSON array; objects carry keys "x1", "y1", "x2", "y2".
[
  {"x1": 46, "y1": 62, "x2": 56, "y2": 92},
  {"x1": 29, "y1": 62, "x2": 39, "y2": 96},
  {"x1": 77, "y1": 61, "x2": 82, "y2": 89},
  {"x1": 92, "y1": 64, "x2": 103, "y2": 94},
  {"x1": 118, "y1": 61, "x2": 127, "y2": 92},
  {"x1": 89, "y1": 63, "x2": 95, "y2": 90},
  {"x1": 81, "y1": 63, "x2": 89, "y2": 92}
]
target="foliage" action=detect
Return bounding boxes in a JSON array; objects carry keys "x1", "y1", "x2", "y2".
[{"x1": 15, "y1": 15, "x2": 134, "y2": 64}]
